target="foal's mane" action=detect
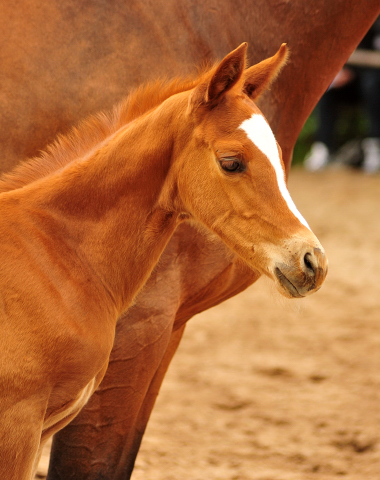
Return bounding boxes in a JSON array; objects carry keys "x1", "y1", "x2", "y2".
[{"x1": 0, "y1": 67, "x2": 213, "y2": 193}]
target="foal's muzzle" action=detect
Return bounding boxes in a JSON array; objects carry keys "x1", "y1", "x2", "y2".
[{"x1": 274, "y1": 246, "x2": 328, "y2": 298}]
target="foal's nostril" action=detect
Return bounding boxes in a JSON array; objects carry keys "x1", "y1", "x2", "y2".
[{"x1": 304, "y1": 252, "x2": 315, "y2": 275}]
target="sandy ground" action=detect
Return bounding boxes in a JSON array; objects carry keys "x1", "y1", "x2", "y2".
[{"x1": 36, "y1": 167, "x2": 380, "y2": 479}]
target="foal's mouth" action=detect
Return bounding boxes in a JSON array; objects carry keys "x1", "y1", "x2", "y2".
[{"x1": 275, "y1": 267, "x2": 304, "y2": 298}]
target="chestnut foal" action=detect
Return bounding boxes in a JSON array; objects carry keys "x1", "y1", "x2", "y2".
[{"x1": 0, "y1": 43, "x2": 326, "y2": 478}]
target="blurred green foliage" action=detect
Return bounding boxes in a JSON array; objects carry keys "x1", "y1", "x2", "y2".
[{"x1": 292, "y1": 111, "x2": 318, "y2": 165}]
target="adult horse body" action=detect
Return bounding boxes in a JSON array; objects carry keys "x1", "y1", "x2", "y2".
[
  {"x1": 1, "y1": 0, "x2": 379, "y2": 175},
  {"x1": 0, "y1": 1, "x2": 377, "y2": 478},
  {"x1": 0, "y1": 45, "x2": 326, "y2": 479}
]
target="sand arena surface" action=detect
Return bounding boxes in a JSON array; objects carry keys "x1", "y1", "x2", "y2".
[{"x1": 37, "y1": 168, "x2": 380, "y2": 479}]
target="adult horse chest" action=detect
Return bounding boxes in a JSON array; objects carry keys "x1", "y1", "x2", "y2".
[{"x1": 0, "y1": 43, "x2": 327, "y2": 479}]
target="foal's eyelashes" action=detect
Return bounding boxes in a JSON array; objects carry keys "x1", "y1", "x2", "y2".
[{"x1": 219, "y1": 157, "x2": 245, "y2": 173}]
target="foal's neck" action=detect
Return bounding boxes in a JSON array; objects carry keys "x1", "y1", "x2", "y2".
[{"x1": 20, "y1": 96, "x2": 187, "y2": 312}]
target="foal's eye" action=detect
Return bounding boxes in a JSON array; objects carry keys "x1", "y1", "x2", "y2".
[{"x1": 219, "y1": 158, "x2": 245, "y2": 173}]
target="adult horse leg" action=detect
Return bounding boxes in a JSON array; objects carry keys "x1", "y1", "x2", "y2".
[
  {"x1": 115, "y1": 325, "x2": 186, "y2": 478},
  {"x1": 47, "y1": 315, "x2": 184, "y2": 479}
]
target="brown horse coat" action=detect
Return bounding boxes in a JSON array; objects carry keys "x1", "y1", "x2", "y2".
[{"x1": 0, "y1": 0, "x2": 378, "y2": 478}]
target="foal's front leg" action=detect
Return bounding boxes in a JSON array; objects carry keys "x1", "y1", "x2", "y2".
[{"x1": 0, "y1": 400, "x2": 45, "y2": 480}]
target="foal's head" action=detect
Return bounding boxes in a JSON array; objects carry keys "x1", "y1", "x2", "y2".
[{"x1": 171, "y1": 43, "x2": 327, "y2": 298}]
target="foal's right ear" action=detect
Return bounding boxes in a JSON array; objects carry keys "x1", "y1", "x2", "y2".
[
  {"x1": 243, "y1": 43, "x2": 289, "y2": 100},
  {"x1": 189, "y1": 43, "x2": 247, "y2": 111}
]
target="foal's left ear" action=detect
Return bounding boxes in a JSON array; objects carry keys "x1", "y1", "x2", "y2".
[
  {"x1": 243, "y1": 43, "x2": 289, "y2": 100},
  {"x1": 189, "y1": 43, "x2": 247, "y2": 110}
]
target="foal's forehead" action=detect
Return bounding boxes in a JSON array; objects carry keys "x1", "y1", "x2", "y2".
[
  {"x1": 216, "y1": 100, "x2": 279, "y2": 154},
  {"x1": 206, "y1": 97, "x2": 277, "y2": 156},
  {"x1": 206, "y1": 95, "x2": 262, "y2": 136},
  {"x1": 239, "y1": 113, "x2": 279, "y2": 160}
]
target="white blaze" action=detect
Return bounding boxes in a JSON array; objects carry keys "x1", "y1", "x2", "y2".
[{"x1": 240, "y1": 114, "x2": 310, "y2": 230}]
